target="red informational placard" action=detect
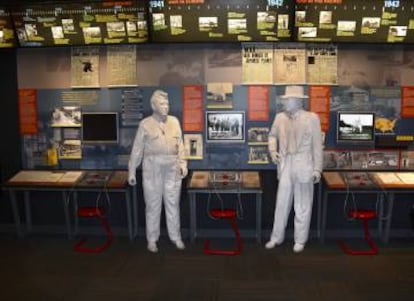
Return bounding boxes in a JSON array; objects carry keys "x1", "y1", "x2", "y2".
[
  {"x1": 18, "y1": 89, "x2": 38, "y2": 135},
  {"x1": 248, "y1": 85, "x2": 269, "y2": 121},
  {"x1": 401, "y1": 86, "x2": 414, "y2": 117},
  {"x1": 182, "y1": 85, "x2": 203, "y2": 132},
  {"x1": 309, "y1": 85, "x2": 330, "y2": 132}
]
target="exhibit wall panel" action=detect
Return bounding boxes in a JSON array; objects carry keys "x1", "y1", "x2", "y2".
[{"x1": 15, "y1": 43, "x2": 414, "y2": 171}]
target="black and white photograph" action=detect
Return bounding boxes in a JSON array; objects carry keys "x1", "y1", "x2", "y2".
[
  {"x1": 228, "y1": 18, "x2": 247, "y2": 34},
  {"x1": 400, "y1": 151, "x2": 414, "y2": 169},
  {"x1": 152, "y1": 13, "x2": 166, "y2": 30},
  {"x1": 278, "y1": 14, "x2": 289, "y2": 30},
  {"x1": 106, "y1": 22, "x2": 126, "y2": 36},
  {"x1": 206, "y1": 111, "x2": 245, "y2": 143},
  {"x1": 170, "y1": 15, "x2": 183, "y2": 28},
  {"x1": 82, "y1": 27, "x2": 102, "y2": 39},
  {"x1": 206, "y1": 82, "x2": 233, "y2": 108},
  {"x1": 257, "y1": 12, "x2": 276, "y2": 30},
  {"x1": 366, "y1": 150, "x2": 399, "y2": 169},
  {"x1": 248, "y1": 127, "x2": 269, "y2": 145},
  {"x1": 198, "y1": 17, "x2": 218, "y2": 30},
  {"x1": 295, "y1": 11, "x2": 306, "y2": 24},
  {"x1": 319, "y1": 11, "x2": 332, "y2": 24},
  {"x1": 51, "y1": 106, "x2": 81, "y2": 127},
  {"x1": 337, "y1": 112, "x2": 375, "y2": 142},
  {"x1": 183, "y1": 134, "x2": 203, "y2": 160},
  {"x1": 58, "y1": 139, "x2": 81, "y2": 159},
  {"x1": 361, "y1": 17, "x2": 381, "y2": 29},
  {"x1": 51, "y1": 26, "x2": 64, "y2": 39},
  {"x1": 248, "y1": 146, "x2": 269, "y2": 164},
  {"x1": 298, "y1": 27, "x2": 317, "y2": 39},
  {"x1": 62, "y1": 19, "x2": 75, "y2": 32},
  {"x1": 323, "y1": 150, "x2": 353, "y2": 169},
  {"x1": 337, "y1": 21, "x2": 356, "y2": 33},
  {"x1": 388, "y1": 26, "x2": 407, "y2": 37},
  {"x1": 24, "y1": 23, "x2": 38, "y2": 39}
]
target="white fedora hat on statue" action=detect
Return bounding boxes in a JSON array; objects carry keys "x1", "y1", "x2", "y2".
[{"x1": 280, "y1": 85, "x2": 308, "y2": 99}]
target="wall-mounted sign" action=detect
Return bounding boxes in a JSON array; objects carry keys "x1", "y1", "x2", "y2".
[{"x1": 12, "y1": 0, "x2": 148, "y2": 47}]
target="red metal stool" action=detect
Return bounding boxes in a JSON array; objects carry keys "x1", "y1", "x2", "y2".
[
  {"x1": 203, "y1": 209, "x2": 243, "y2": 256},
  {"x1": 338, "y1": 210, "x2": 378, "y2": 255},
  {"x1": 73, "y1": 207, "x2": 113, "y2": 253}
]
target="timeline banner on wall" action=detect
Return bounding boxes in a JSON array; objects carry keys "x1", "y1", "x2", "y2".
[
  {"x1": 149, "y1": 0, "x2": 293, "y2": 42},
  {"x1": 295, "y1": 0, "x2": 414, "y2": 44},
  {"x1": 12, "y1": 0, "x2": 148, "y2": 47},
  {"x1": 242, "y1": 42, "x2": 273, "y2": 84}
]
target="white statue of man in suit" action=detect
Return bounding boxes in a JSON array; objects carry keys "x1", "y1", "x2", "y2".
[{"x1": 266, "y1": 86, "x2": 323, "y2": 253}]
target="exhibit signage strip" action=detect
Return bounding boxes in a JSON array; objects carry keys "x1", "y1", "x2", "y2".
[
  {"x1": 401, "y1": 86, "x2": 414, "y2": 117},
  {"x1": 248, "y1": 85, "x2": 269, "y2": 122},
  {"x1": 18, "y1": 89, "x2": 38, "y2": 135},
  {"x1": 182, "y1": 85, "x2": 204, "y2": 132},
  {"x1": 309, "y1": 85, "x2": 330, "y2": 132}
]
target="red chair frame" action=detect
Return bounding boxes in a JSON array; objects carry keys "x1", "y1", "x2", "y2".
[
  {"x1": 338, "y1": 210, "x2": 378, "y2": 255},
  {"x1": 203, "y1": 209, "x2": 243, "y2": 256},
  {"x1": 73, "y1": 207, "x2": 113, "y2": 253}
]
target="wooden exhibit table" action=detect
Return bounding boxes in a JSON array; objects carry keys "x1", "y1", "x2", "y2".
[
  {"x1": 187, "y1": 171, "x2": 263, "y2": 243},
  {"x1": 320, "y1": 171, "x2": 414, "y2": 243},
  {"x1": 2, "y1": 170, "x2": 137, "y2": 241}
]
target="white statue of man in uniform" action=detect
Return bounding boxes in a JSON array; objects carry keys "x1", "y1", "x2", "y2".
[
  {"x1": 266, "y1": 86, "x2": 323, "y2": 253},
  {"x1": 128, "y1": 90, "x2": 188, "y2": 253}
]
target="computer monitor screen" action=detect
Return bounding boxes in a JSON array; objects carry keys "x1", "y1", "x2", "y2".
[
  {"x1": 337, "y1": 112, "x2": 375, "y2": 145},
  {"x1": 82, "y1": 112, "x2": 119, "y2": 144}
]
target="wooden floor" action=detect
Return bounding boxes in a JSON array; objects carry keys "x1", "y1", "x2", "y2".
[{"x1": 1, "y1": 234, "x2": 414, "y2": 301}]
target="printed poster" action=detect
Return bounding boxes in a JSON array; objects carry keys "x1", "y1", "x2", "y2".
[
  {"x1": 242, "y1": 43, "x2": 273, "y2": 84},
  {"x1": 107, "y1": 45, "x2": 137, "y2": 87},
  {"x1": 71, "y1": 47, "x2": 100, "y2": 88},
  {"x1": 273, "y1": 43, "x2": 306, "y2": 84},
  {"x1": 307, "y1": 44, "x2": 338, "y2": 85}
]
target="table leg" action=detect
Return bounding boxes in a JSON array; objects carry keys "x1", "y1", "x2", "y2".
[
  {"x1": 125, "y1": 189, "x2": 133, "y2": 241},
  {"x1": 321, "y1": 190, "x2": 328, "y2": 243},
  {"x1": 24, "y1": 191, "x2": 32, "y2": 233},
  {"x1": 383, "y1": 192, "x2": 394, "y2": 244},
  {"x1": 316, "y1": 181, "x2": 322, "y2": 240},
  {"x1": 62, "y1": 191, "x2": 71, "y2": 239},
  {"x1": 9, "y1": 190, "x2": 24, "y2": 237},
  {"x1": 73, "y1": 191, "x2": 79, "y2": 236},
  {"x1": 189, "y1": 192, "x2": 196, "y2": 243},
  {"x1": 377, "y1": 193, "x2": 384, "y2": 239},
  {"x1": 256, "y1": 193, "x2": 262, "y2": 244},
  {"x1": 132, "y1": 185, "x2": 138, "y2": 239}
]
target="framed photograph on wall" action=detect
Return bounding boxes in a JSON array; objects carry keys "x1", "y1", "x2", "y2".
[{"x1": 206, "y1": 111, "x2": 245, "y2": 143}]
